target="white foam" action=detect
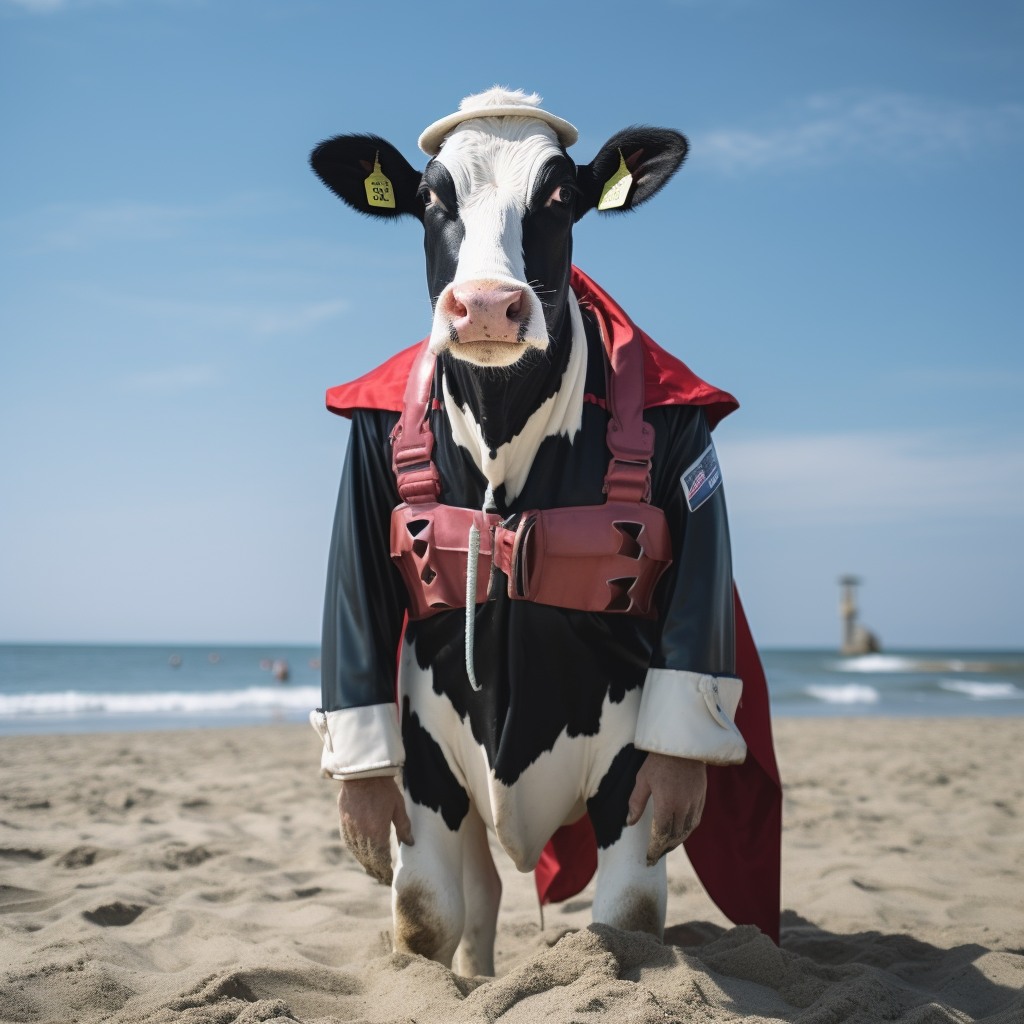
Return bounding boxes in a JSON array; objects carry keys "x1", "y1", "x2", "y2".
[
  {"x1": 835, "y1": 654, "x2": 1014, "y2": 675},
  {"x1": 939, "y1": 680, "x2": 1023, "y2": 700},
  {"x1": 834, "y1": 655, "x2": 915, "y2": 674},
  {"x1": 806, "y1": 684, "x2": 880, "y2": 704},
  {"x1": 0, "y1": 686, "x2": 321, "y2": 717}
]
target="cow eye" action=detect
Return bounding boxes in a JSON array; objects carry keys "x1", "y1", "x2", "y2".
[
  {"x1": 426, "y1": 189, "x2": 448, "y2": 213},
  {"x1": 545, "y1": 185, "x2": 570, "y2": 208}
]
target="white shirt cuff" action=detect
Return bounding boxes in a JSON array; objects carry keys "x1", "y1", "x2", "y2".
[
  {"x1": 309, "y1": 703, "x2": 405, "y2": 780},
  {"x1": 635, "y1": 668, "x2": 747, "y2": 765}
]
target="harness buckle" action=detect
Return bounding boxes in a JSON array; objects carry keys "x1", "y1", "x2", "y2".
[
  {"x1": 392, "y1": 419, "x2": 441, "y2": 504},
  {"x1": 603, "y1": 457, "x2": 652, "y2": 503}
]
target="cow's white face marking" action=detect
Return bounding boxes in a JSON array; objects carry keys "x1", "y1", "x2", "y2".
[{"x1": 429, "y1": 116, "x2": 563, "y2": 366}]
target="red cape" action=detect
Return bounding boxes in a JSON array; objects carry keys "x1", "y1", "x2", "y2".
[
  {"x1": 327, "y1": 267, "x2": 739, "y2": 429},
  {"x1": 327, "y1": 266, "x2": 782, "y2": 944}
]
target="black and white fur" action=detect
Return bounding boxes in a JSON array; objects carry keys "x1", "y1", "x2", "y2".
[
  {"x1": 311, "y1": 88, "x2": 743, "y2": 976},
  {"x1": 310, "y1": 87, "x2": 689, "y2": 467}
]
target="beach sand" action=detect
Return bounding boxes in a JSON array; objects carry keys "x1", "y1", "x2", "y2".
[{"x1": 1, "y1": 718, "x2": 1021, "y2": 1023}]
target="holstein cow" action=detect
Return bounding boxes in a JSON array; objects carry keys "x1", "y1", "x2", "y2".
[{"x1": 309, "y1": 88, "x2": 781, "y2": 975}]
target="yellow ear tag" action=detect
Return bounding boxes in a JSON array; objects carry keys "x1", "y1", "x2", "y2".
[
  {"x1": 597, "y1": 149, "x2": 633, "y2": 210},
  {"x1": 364, "y1": 152, "x2": 396, "y2": 209}
]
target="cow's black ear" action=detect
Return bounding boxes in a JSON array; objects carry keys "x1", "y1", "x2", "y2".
[
  {"x1": 310, "y1": 133, "x2": 424, "y2": 222},
  {"x1": 574, "y1": 127, "x2": 688, "y2": 221}
]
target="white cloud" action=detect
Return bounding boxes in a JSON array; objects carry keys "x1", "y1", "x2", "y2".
[
  {"x1": 247, "y1": 300, "x2": 349, "y2": 335},
  {"x1": 122, "y1": 364, "x2": 215, "y2": 391},
  {"x1": 693, "y1": 92, "x2": 1024, "y2": 174},
  {"x1": 39, "y1": 202, "x2": 199, "y2": 247},
  {"x1": 71, "y1": 287, "x2": 349, "y2": 336},
  {"x1": 3, "y1": 194, "x2": 275, "y2": 251},
  {"x1": 900, "y1": 367, "x2": 1024, "y2": 390},
  {"x1": 717, "y1": 429, "x2": 1024, "y2": 525},
  {"x1": 2, "y1": 0, "x2": 185, "y2": 12},
  {"x1": 4, "y1": 0, "x2": 65, "y2": 10}
]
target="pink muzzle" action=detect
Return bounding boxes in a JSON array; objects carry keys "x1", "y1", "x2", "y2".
[{"x1": 438, "y1": 281, "x2": 525, "y2": 345}]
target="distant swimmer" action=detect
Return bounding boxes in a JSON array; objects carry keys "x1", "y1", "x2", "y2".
[
  {"x1": 272, "y1": 659, "x2": 290, "y2": 683},
  {"x1": 208, "y1": 652, "x2": 221, "y2": 664},
  {"x1": 168, "y1": 654, "x2": 182, "y2": 668}
]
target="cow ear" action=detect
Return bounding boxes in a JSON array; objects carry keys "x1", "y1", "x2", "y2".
[
  {"x1": 310, "y1": 133, "x2": 424, "y2": 222},
  {"x1": 574, "y1": 127, "x2": 688, "y2": 221}
]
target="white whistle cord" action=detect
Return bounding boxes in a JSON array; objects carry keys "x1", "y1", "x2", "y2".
[{"x1": 465, "y1": 484, "x2": 496, "y2": 691}]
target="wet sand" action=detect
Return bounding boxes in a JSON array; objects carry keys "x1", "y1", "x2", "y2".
[{"x1": 1, "y1": 718, "x2": 1021, "y2": 1022}]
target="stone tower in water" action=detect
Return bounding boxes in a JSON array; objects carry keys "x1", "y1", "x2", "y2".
[{"x1": 839, "y1": 576, "x2": 881, "y2": 656}]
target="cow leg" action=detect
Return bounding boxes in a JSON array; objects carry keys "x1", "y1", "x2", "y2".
[
  {"x1": 452, "y1": 805, "x2": 501, "y2": 977},
  {"x1": 591, "y1": 797, "x2": 667, "y2": 938},
  {"x1": 586, "y1": 741, "x2": 667, "y2": 939},
  {"x1": 392, "y1": 802, "x2": 465, "y2": 967}
]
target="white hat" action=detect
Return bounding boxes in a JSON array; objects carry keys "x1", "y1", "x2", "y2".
[{"x1": 418, "y1": 87, "x2": 578, "y2": 156}]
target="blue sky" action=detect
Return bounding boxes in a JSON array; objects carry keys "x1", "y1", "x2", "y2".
[{"x1": 1, "y1": 0, "x2": 1021, "y2": 647}]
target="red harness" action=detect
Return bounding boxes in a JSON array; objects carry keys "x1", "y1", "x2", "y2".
[{"x1": 389, "y1": 296, "x2": 673, "y2": 621}]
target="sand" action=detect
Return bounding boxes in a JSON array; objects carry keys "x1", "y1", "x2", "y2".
[{"x1": 1, "y1": 717, "x2": 1021, "y2": 1023}]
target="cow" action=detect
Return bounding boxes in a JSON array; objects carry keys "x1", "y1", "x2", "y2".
[{"x1": 308, "y1": 88, "x2": 767, "y2": 977}]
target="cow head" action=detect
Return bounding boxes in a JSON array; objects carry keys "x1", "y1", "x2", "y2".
[{"x1": 311, "y1": 88, "x2": 687, "y2": 369}]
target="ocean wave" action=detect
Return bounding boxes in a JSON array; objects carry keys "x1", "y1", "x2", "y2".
[
  {"x1": 805, "y1": 684, "x2": 880, "y2": 704},
  {"x1": 833, "y1": 655, "x2": 916, "y2": 674},
  {"x1": 0, "y1": 686, "x2": 321, "y2": 717},
  {"x1": 939, "y1": 680, "x2": 1024, "y2": 700},
  {"x1": 835, "y1": 654, "x2": 1013, "y2": 674}
]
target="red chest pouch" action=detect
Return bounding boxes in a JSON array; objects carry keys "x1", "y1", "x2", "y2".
[
  {"x1": 491, "y1": 501, "x2": 671, "y2": 619},
  {"x1": 388, "y1": 296, "x2": 672, "y2": 622},
  {"x1": 391, "y1": 503, "x2": 502, "y2": 619}
]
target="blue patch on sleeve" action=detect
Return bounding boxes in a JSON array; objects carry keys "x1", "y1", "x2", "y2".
[{"x1": 682, "y1": 442, "x2": 722, "y2": 512}]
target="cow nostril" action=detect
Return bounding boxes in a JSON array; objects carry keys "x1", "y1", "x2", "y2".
[
  {"x1": 505, "y1": 290, "x2": 524, "y2": 321},
  {"x1": 446, "y1": 292, "x2": 469, "y2": 319}
]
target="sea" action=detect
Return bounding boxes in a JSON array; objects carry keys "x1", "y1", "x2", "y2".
[{"x1": 0, "y1": 644, "x2": 1022, "y2": 736}]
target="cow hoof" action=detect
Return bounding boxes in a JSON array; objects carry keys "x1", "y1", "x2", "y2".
[{"x1": 453, "y1": 945, "x2": 494, "y2": 978}]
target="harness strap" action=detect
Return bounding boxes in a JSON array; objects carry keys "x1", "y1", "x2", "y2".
[
  {"x1": 390, "y1": 341, "x2": 441, "y2": 505},
  {"x1": 579, "y1": 296, "x2": 654, "y2": 503}
]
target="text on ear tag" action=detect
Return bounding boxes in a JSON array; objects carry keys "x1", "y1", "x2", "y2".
[
  {"x1": 364, "y1": 152, "x2": 396, "y2": 209},
  {"x1": 597, "y1": 149, "x2": 632, "y2": 210}
]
